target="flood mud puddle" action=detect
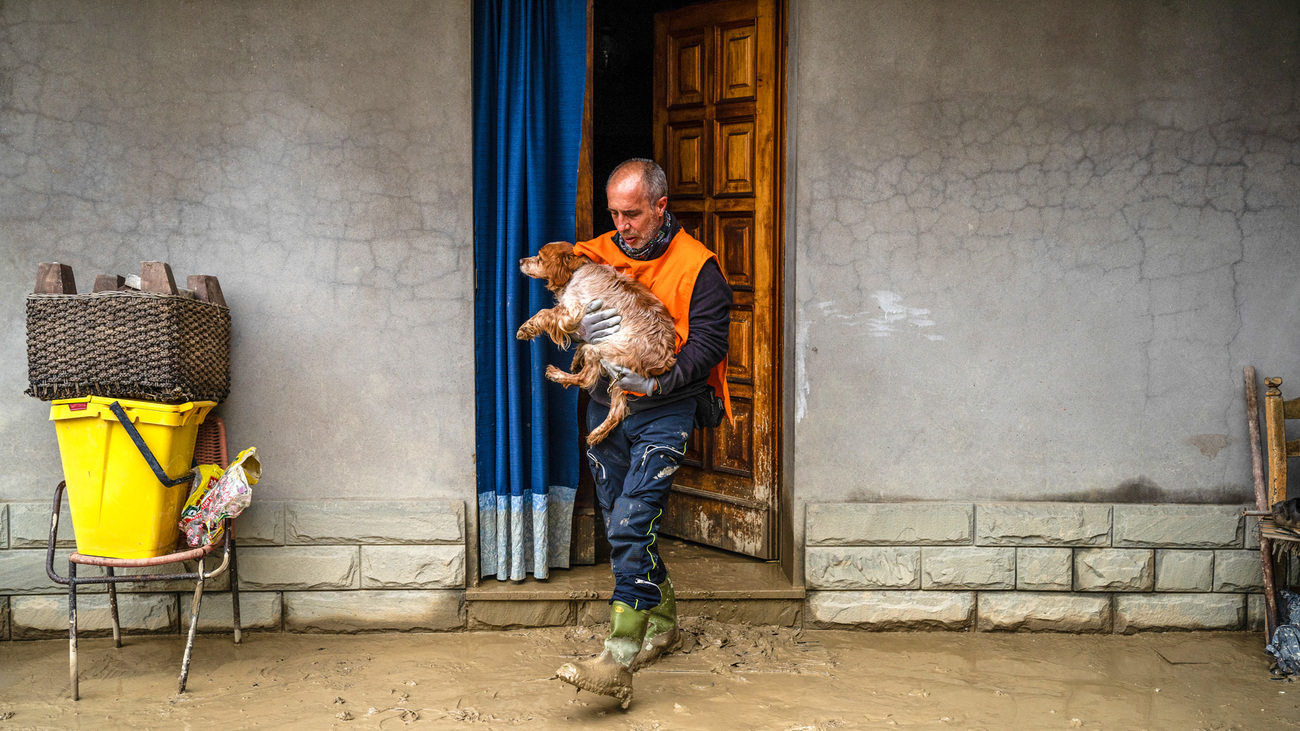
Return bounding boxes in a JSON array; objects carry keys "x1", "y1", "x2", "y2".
[{"x1": 0, "y1": 622, "x2": 1295, "y2": 729}]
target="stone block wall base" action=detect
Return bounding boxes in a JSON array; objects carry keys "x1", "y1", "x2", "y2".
[
  {"x1": 468, "y1": 600, "x2": 575, "y2": 630},
  {"x1": 283, "y1": 590, "x2": 464, "y2": 632},
  {"x1": 977, "y1": 593, "x2": 1112, "y2": 632},
  {"x1": 11, "y1": 594, "x2": 178, "y2": 639},
  {"x1": 806, "y1": 591, "x2": 974, "y2": 630},
  {"x1": 806, "y1": 501, "x2": 1264, "y2": 634},
  {"x1": 182, "y1": 591, "x2": 282, "y2": 633},
  {"x1": 1114, "y1": 594, "x2": 1246, "y2": 633}
]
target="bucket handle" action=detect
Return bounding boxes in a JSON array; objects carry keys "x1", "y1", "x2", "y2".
[{"x1": 108, "y1": 401, "x2": 193, "y2": 488}]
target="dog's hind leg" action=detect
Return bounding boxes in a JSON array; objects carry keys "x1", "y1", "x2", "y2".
[
  {"x1": 575, "y1": 353, "x2": 604, "y2": 389},
  {"x1": 545, "y1": 364, "x2": 583, "y2": 387},
  {"x1": 545, "y1": 353, "x2": 603, "y2": 389},
  {"x1": 587, "y1": 386, "x2": 629, "y2": 446}
]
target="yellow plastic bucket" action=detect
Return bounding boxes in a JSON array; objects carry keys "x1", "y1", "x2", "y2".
[{"x1": 50, "y1": 396, "x2": 215, "y2": 559}]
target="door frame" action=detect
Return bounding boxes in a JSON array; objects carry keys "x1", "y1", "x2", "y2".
[{"x1": 576, "y1": 0, "x2": 795, "y2": 581}]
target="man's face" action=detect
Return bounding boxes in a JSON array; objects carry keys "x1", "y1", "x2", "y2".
[{"x1": 606, "y1": 175, "x2": 667, "y2": 250}]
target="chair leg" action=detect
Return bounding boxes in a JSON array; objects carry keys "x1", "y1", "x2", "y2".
[
  {"x1": 229, "y1": 532, "x2": 242, "y2": 644},
  {"x1": 178, "y1": 556, "x2": 205, "y2": 694},
  {"x1": 68, "y1": 561, "x2": 79, "y2": 701},
  {"x1": 106, "y1": 566, "x2": 122, "y2": 649}
]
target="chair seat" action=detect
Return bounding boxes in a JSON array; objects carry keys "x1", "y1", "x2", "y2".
[
  {"x1": 69, "y1": 535, "x2": 227, "y2": 568},
  {"x1": 1259, "y1": 516, "x2": 1300, "y2": 545}
]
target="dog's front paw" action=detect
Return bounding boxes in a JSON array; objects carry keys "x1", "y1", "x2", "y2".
[
  {"x1": 516, "y1": 323, "x2": 537, "y2": 340},
  {"x1": 544, "y1": 364, "x2": 565, "y2": 381}
]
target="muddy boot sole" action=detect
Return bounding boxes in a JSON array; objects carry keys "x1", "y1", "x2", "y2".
[
  {"x1": 631, "y1": 628, "x2": 680, "y2": 672},
  {"x1": 556, "y1": 657, "x2": 635, "y2": 709}
]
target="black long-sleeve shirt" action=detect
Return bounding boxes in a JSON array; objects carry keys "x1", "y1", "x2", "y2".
[{"x1": 589, "y1": 257, "x2": 733, "y2": 412}]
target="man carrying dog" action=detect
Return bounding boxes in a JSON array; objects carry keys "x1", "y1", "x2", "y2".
[{"x1": 555, "y1": 158, "x2": 733, "y2": 706}]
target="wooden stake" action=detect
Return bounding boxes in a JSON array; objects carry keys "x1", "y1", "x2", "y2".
[
  {"x1": 186, "y1": 275, "x2": 226, "y2": 307},
  {"x1": 1245, "y1": 365, "x2": 1279, "y2": 639},
  {"x1": 1248, "y1": 367, "x2": 1268, "y2": 510},
  {"x1": 35, "y1": 262, "x2": 77, "y2": 294},
  {"x1": 140, "y1": 261, "x2": 178, "y2": 295}
]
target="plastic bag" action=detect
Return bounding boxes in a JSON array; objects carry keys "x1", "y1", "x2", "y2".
[{"x1": 180, "y1": 447, "x2": 260, "y2": 547}]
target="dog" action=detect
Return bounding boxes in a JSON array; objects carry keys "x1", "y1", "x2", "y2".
[{"x1": 517, "y1": 241, "x2": 676, "y2": 445}]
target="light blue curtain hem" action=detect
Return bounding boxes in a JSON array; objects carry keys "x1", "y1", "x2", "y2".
[{"x1": 478, "y1": 487, "x2": 576, "y2": 580}]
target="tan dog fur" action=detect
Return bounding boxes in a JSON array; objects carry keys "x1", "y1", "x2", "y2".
[{"x1": 517, "y1": 241, "x2": 676, "y2": 445}]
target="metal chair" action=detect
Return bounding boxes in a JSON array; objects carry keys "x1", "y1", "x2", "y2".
[{"x1": 45, "y1": 416, "x2": 242, "y2": 700}]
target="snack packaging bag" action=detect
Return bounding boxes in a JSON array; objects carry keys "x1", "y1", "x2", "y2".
[{"x1": 180, "y1": 447, "x2": 260, "y2": 547}]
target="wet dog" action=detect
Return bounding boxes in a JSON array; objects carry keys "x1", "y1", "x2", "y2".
[{"x1": 517, "y1": 241, "x2": 676, "y2": 445}]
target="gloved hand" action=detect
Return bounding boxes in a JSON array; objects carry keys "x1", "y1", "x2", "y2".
[
  {"x1": 603, "y1": 361, "x2": 658, "y2": 397},
  {"x1": 575, "y1": 299, "x2": 621, "y2": 344}
]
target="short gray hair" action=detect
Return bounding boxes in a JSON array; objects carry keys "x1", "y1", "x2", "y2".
[{"x1": 607, "y1": 158, "x2": 667, "y2": 204}]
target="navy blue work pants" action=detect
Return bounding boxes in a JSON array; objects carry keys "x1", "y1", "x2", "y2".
[{"x1": 585, "y1": 397, "x2": 695, "y2": 610}]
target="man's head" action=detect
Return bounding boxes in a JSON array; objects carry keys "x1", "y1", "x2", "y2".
[{"x1": 606, "y1": 158, "x2": 668, "y2": 250}]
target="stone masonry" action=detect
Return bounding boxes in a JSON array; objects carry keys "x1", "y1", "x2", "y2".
[
  {"x1": 1, "y1": 498, "x2": 1270, "y2": 637},
  {"x1": 806, "y1": 503, "x2": 1264, "y2": 632},
  {"x1": 0, "y1": 499, "x2": 466, "y2": 638}
]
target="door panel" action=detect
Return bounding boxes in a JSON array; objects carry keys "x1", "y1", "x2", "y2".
[
  {"x1": 714, "y1": 119, "x2": 756, "y2": 196},
  {"x1": 718, "y1": 24, "x2": 757, "y2": 101},
  {"x1": 654, "y1": 0, "x2": 779, "y2": 559},
  {"x1": 726, "y1": 304, "x2": 754, "y2": 381},
  {"x1": 715, "y1": 212, "x2": 755, "y2": 288},
  {"x1": 667, "y1": 122, "x2": 707, "y2": 197},
  {"x1": 675, "y1": 211, "x2": 705, "y2": 243},
  {"x1": 668, "y1": 32, "x2": 708, "y2": 108}
]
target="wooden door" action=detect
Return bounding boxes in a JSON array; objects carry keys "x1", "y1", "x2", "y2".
[{"x1": 654, "y1": 0, "x2": 780, "y2": 559}]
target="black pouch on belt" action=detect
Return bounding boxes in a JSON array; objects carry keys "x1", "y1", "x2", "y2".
[{"x1": 693, "y1": 385, "x2": 725, "y2": 430}]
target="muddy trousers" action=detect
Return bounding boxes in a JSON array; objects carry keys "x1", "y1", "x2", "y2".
[{"x1": 586, "y1": 397, "x2": 696, "y2": 610}]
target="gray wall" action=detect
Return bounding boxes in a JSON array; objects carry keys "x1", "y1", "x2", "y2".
[
  {"x1": 792, "y1": 1, "x2": 1300, "y2": 505},
  {"x1": 0, "y1": 1, "x2": 475, "y2": 502},
  {"x1": 4, "y1": 0, "x2": 1298, "y2": 536}
]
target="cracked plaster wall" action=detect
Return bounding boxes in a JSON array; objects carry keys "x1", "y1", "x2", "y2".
[
  {"x1": 0, "y1": 1, "x2": 475, "y2": 501},
  {"x1": 793, "y1": 1, "x2": 1300, "y2": 505}
]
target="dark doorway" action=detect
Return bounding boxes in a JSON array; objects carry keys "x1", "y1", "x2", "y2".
[
  {"x1": 576, "y1": 0, "x2": 788, "y2": 571},
  {"x1": 590, "y1": 0, "x2": 701, "y2": 234},
  {"x1": 573, "y1": 0, "x2": 705, "y2": 567}
]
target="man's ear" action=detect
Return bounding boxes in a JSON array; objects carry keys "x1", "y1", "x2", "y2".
[{"x1": 654, "y1": 195, "x2": 668, "y2": 216}]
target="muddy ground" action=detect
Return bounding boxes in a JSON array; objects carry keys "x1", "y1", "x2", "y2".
[{"x1": 0, "y1": 620, "x2": 1296, "y2": 729}]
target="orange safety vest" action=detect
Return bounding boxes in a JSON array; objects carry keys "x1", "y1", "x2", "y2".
[{"x1": 574, "y1": 228, "x2": 733, "y2": 423}]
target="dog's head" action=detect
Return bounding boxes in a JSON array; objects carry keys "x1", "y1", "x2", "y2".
[{"x1": 519, "y1": 241, "x2": 587, "y2": 293}]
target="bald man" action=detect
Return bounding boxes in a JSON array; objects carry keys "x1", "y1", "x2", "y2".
[{"x1": 555, "y1": 158, "x2": 733, "y2": 706}]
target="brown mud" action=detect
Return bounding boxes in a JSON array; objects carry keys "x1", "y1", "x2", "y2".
[{"x1": 0, "y1": 620, "x2": 1296, "y2": 729}]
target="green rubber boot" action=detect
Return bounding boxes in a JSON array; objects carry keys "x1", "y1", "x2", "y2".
[
  {"x1": 632, "y1": 577, "x2": 678, "y2": 670},
  {"x1": 556, "y1": 601, "x2": 649, "y2": 708}
]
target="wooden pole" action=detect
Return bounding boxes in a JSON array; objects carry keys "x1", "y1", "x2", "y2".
[{"x1": 1246, "y1": 366, "x2": 1279, "y2": 638}]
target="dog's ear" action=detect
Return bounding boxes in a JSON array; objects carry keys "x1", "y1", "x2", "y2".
[{"x1": 563, "y1": 250, "x2": 586, "y2": 270}]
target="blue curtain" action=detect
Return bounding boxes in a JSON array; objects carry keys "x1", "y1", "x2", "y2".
[{"x1": 473, "y1": 0, "x2": 586, "y2": 580}]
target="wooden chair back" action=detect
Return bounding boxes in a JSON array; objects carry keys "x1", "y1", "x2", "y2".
[{"x1": 193, "y1": 416, "x2": 229, "y2": 470}]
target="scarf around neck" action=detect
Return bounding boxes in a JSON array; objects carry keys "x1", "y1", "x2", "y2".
[{"x1": 613, "y1": 210, "x2": 680, "y2": 261}]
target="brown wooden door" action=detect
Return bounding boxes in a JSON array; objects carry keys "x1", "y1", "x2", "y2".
[{"x1": 654, "y1": 0, "x2": 780, "y2": 559}]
